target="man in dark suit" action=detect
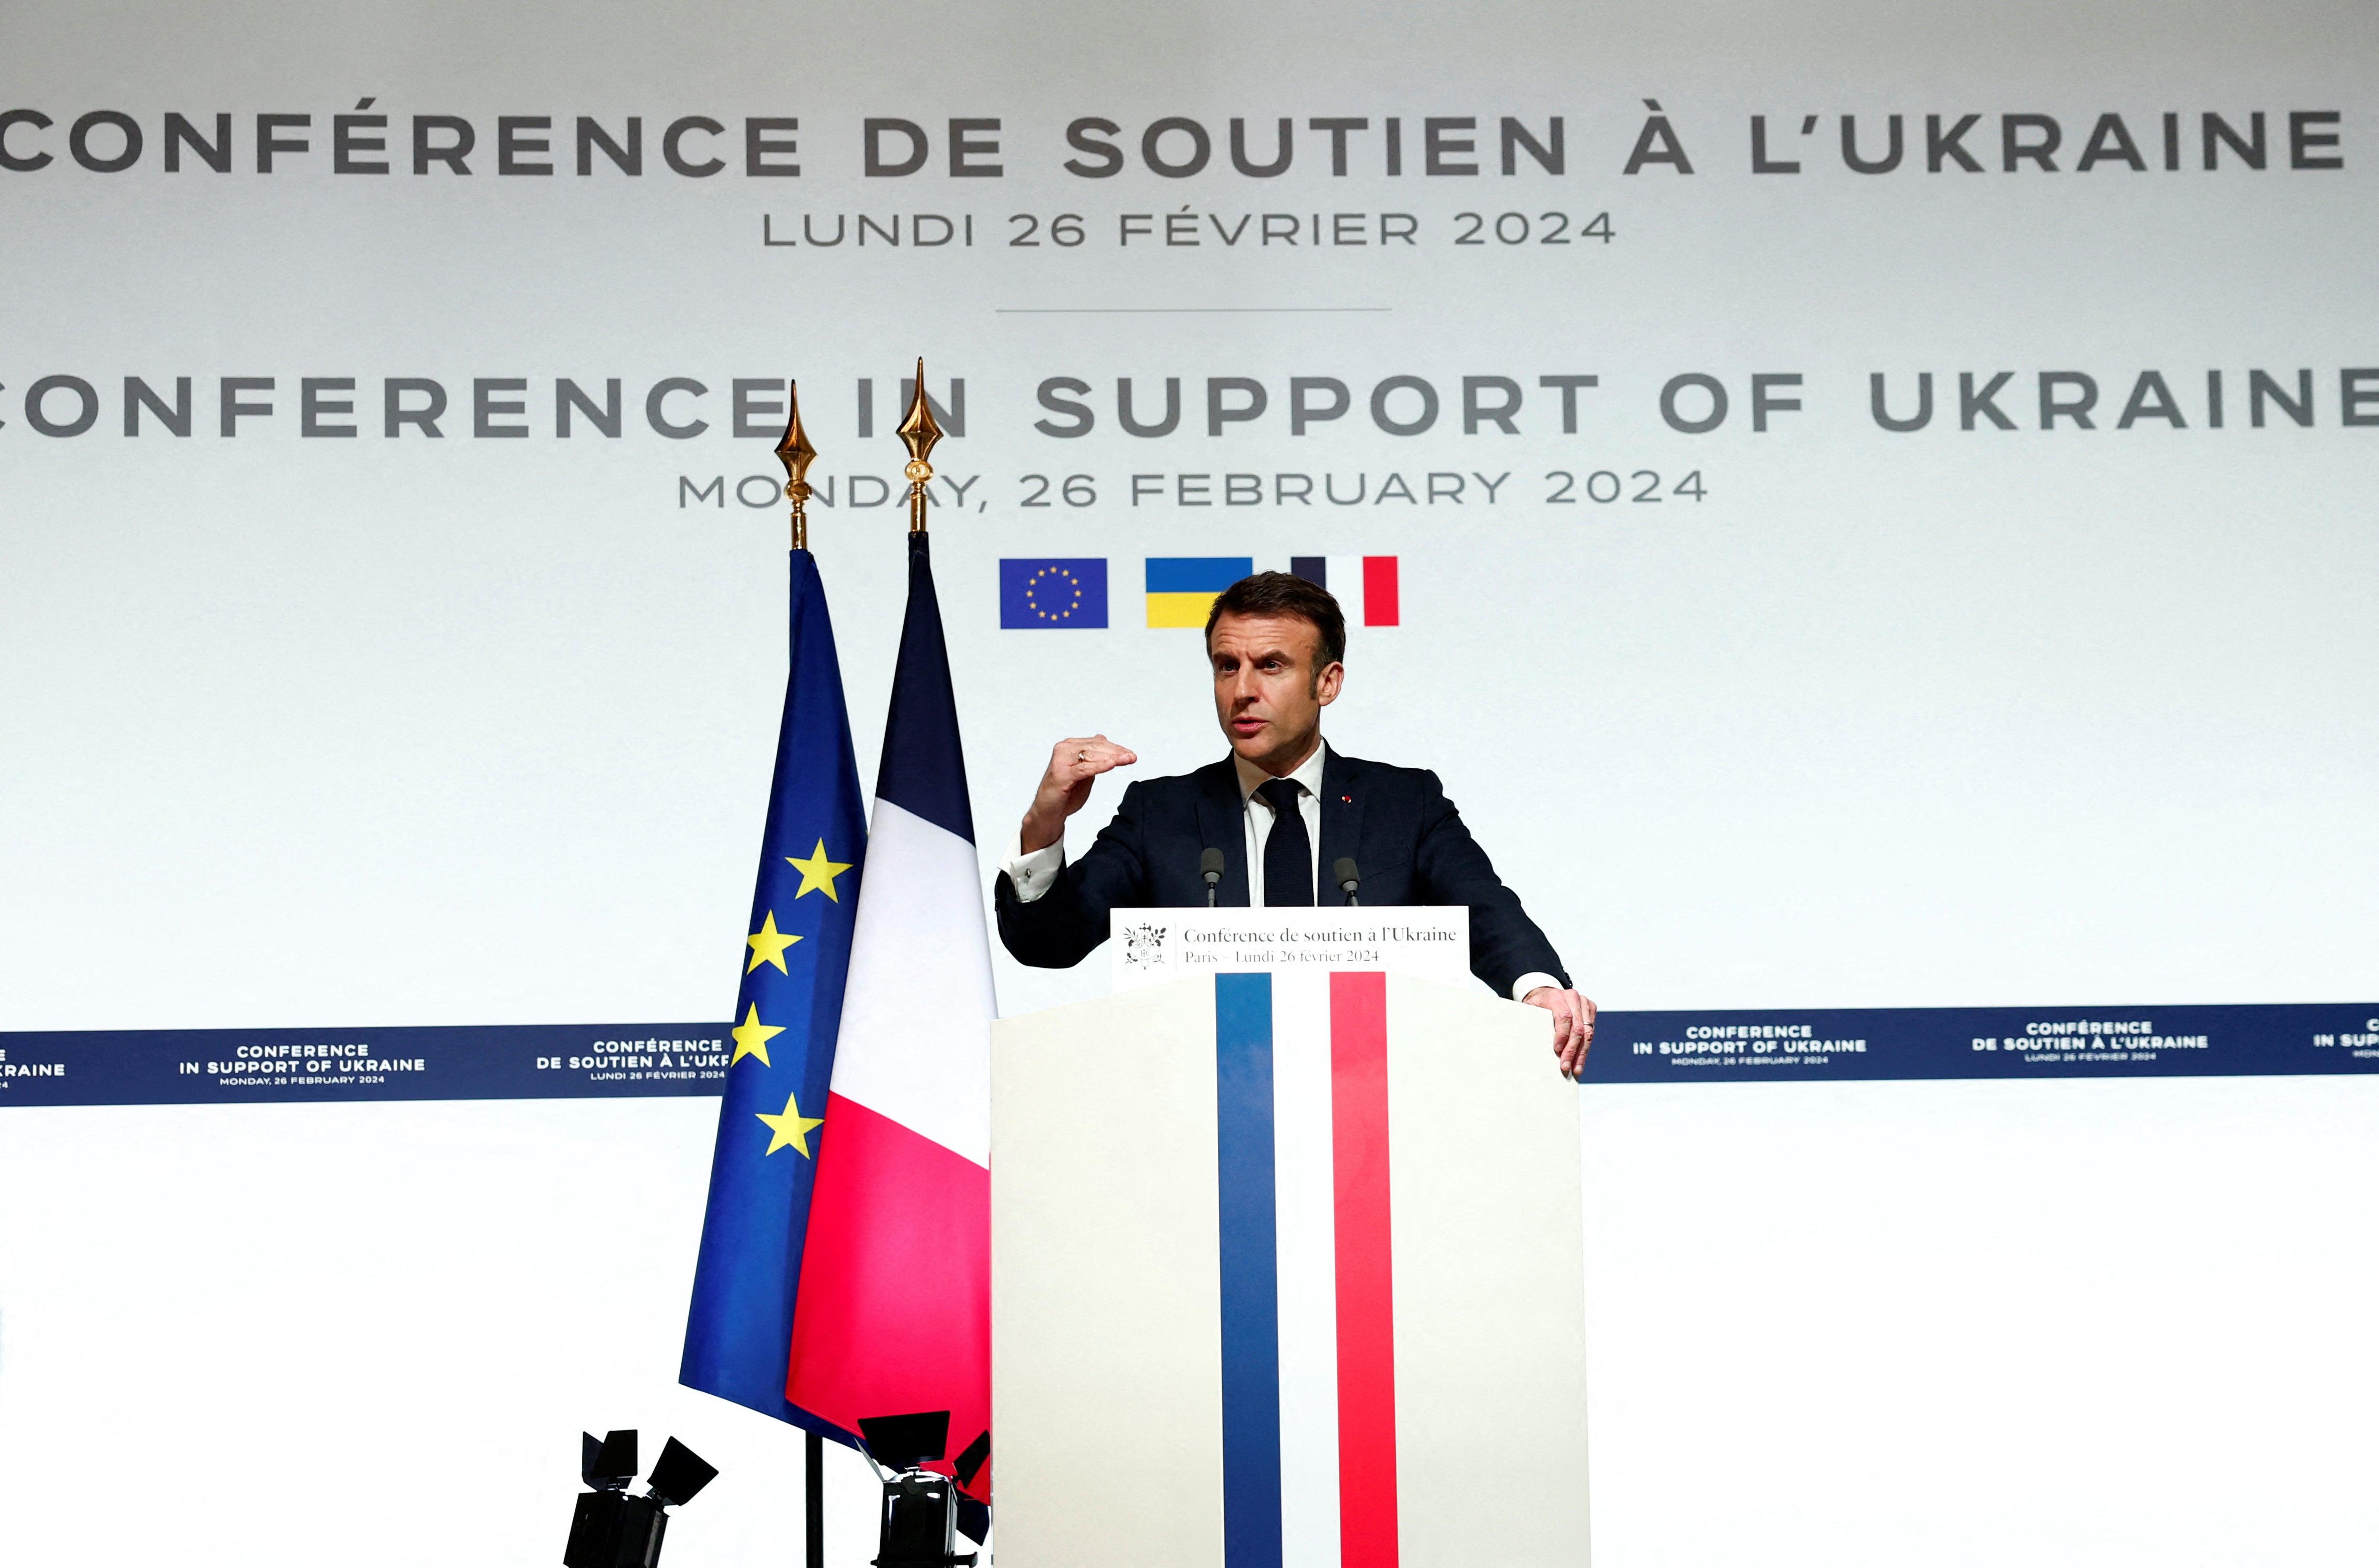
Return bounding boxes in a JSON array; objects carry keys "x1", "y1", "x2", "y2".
[{"x1": 995, "y1": 571, "x2": 1595, "y2": 1076}]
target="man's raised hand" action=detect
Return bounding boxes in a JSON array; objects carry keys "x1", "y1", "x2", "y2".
[{"x1": 1020, "y1": 735, "x2": 1139, "y2": 853}]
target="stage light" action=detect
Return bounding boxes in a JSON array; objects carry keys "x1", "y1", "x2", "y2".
[
  {"x1": 563, "y1": 1429, "x2": 716, "y2": 1568},
  {"x1": 858, "y1": 1410, "x2": 983, "y2": 1568},
  {"x1": 859, "y1": 1411, "x2": 950, "y2": 1473},
  {"x1": 951, "y1": 1430, "x2": 991, "y2": 1547},
  {"x1": 645, "y1": 1438, "x2": 718, "y2": 1509},
  {"x1": 585, "y1": 1430, "x2": 638, "y2": 1491}
]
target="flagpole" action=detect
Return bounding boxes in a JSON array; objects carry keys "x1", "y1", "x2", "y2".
[
  {"x1": 775, "y1": 377, "x2": 831, "y2": 1568},
  {"x1": 776, "y1": 379, "x2": 817, "y2": 552},
  {"x1": 805, "y1": 1431, "x2": 824, "y2": 1568},
  {"x1": 896, "y1": 357, "x2": 942, "y2": 533}
]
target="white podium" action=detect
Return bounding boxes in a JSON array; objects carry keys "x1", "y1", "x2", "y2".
[{"x1": 989, "y1": 912, "x2": 1589, "y2": 1568}]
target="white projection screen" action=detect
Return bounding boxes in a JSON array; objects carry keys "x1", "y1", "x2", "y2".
[{"x1": 1, "y1": 2, "x2": 2375, "y2": 1565}]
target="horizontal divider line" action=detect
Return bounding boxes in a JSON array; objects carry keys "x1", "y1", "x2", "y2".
[{"x1": 995, "y1": 306, "x2": 1393, "y2": 314}]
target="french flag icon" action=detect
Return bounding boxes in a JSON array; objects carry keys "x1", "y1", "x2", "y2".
[
  {"x1": 990, "y1": 970, "x2": 1589, "y2": 1568},
  {"x1": 1287, "y1": 557, "x2": 1399, "y2": 627}
]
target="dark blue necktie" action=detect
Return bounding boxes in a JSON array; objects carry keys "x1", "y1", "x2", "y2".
[{"x1": 1258, "y1": 778, "x2": 1312, "y2": 906}]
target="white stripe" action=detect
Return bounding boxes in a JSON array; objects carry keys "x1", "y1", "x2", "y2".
[
  {"x1": 1270, "y1": 972, "x2": 1342, "y2": 1568},
  {"x1": 1328, "y1": 556, "x2": 1366, "y2": 623},
  {"x1": 828, "y1": 797, "x2": 995, "y2": 1166}
]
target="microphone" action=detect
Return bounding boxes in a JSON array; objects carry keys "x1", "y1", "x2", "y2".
[
  {"x1": 1200, "y1": 847, "x2": 1225, "y2": 907},
  {"x1": 1333, "y1": 857, "x2": 1361, "y2": 906}
]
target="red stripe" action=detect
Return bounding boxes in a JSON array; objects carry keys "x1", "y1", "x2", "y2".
[
  {"x1": 1361, "y1": 557, "x2": 1399, "y2": 627},
  {"x1": 1330, "y1": 972, "x2": 1399, "y2": 1568},
  {"x1": 787, "y1": 1092, "x2": 991, "y2": 1494}
]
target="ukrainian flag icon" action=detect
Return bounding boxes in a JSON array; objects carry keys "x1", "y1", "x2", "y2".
[{"x1": 1144, "y1": 556, "x2": 1254, "y2": 627}]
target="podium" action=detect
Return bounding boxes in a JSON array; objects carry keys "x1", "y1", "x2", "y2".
[{"x1": 989, "y1": 912, "x2": 1589, "y2": 1568}]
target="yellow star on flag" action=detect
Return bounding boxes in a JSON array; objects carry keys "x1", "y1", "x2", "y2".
[
  {"x1": 746, "y1": 910, "x2": 803, "y2": 974},
  {"x1": 729, "y1": 1003, "x2": 785, "y2": 1068},
  {"x1": 756, "y1": 1089, "x2": 826, "y2": 1157},
  {"x1": 785, "y1": 839, "x2": 853, "y2": 902}
]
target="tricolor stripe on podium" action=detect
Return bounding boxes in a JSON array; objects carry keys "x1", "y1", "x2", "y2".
[
  {"x1": 1215, "y1": 971, "x2": 1400, "y2": 1568},
  {"x1": 990, "y1": 969, "x2": 1589, "y2": 1568}
]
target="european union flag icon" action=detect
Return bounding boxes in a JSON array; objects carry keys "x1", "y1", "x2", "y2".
[{"x1": 1001, "y1": 558, "x2": 1108, "y2": 628}]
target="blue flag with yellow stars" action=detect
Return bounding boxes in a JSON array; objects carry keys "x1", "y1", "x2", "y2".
[{"x1": 680, "y1": 548, "x2": 867, "y2": 1435}]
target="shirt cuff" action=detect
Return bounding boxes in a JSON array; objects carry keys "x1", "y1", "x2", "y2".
[
  {"x1": 1511, "y1": 971, "x2": 1563, "y2": 1003},
  {"x1": 1005, "y1": 837, "x2": 1067, "y2": 903}
]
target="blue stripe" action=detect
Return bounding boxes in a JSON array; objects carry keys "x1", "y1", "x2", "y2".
[
  {"x1": 874, "y1": 532, "x2": 978, "y2": 843},
  {"x1": 1214, "y1": 972, "x2": 1283, "y2": 1568},
  {"x1": 1147, "y1": 556, "x2": 1255, "y2": 594}
]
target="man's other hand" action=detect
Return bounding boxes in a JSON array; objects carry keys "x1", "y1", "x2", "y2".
[
  {"x1": 1020, "y1": 735, "x2": 1139, "y2": 853},
  {"x1": 1523, "y1": 986, "x2": 1597, "y2": 1079}
]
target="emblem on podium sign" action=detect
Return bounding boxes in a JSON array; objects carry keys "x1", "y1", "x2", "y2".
[{"x1": 1119, "y1": 920, "x2": 1168, "y2": 971}]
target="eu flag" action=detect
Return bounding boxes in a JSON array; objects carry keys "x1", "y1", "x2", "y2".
[
  {"x1": 1000, "y1": 557, "x2": 1108, "y2": 627},
  {"x1": 680, "y1": 547, "x2": 868, "y2": 1437}
]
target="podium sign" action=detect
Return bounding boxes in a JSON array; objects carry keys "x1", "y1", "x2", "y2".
[
  {"x1": 1110, "y1": 906, "x2": 1471, "y2": 993},
  {"x1": 991, "y1": 970, "x2": 1588, "y2": 1568}
]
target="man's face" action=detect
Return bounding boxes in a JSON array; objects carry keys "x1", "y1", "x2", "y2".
[{"x1": 1207, "y1": 611, "x2": 1344, "y2": 773}]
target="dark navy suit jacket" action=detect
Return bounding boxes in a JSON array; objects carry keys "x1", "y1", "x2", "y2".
[{"x1": 993, "y1": 750, "x2": 1569, "y2": 1000}]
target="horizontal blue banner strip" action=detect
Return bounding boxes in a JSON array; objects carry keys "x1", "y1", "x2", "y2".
[
  {"x1": 0, "y1": 1023, "x2": 730, "y2": 1108},
  {"x1": 1, "y1": 1002, "x2": 2374, "y2": 1109},
  {"x1": 1581, "y1": 1002, "x2": 2379, "y2": 1084}
]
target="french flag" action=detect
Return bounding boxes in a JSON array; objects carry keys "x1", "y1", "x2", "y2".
[
  {"x1": 787, "y1": 530, "x2": 994, "y2": 1493},
  {"x1": 1286, "y1": 557, "x2": 1399, "y2": 627}
]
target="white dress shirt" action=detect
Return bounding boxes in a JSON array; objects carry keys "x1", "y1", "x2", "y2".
[{"x1": 1004, "y1": 736, "x2": 1563, "y2": 1002}]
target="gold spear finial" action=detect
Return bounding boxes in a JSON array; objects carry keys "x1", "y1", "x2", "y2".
[
  {"x1": 896, "y1": 357, "x2": 942, "y2": 534},
  {"x1": 775, "y1": 380, "x2": 818, "y2": 552}
]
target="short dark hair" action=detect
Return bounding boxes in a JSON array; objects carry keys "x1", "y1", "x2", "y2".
[{"x1": 1204, "y1": 571, "x2": 1347, "y2": 668}]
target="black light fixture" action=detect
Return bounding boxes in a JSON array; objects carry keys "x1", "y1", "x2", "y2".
[
  {"x1": 563, "y1": 1429, "x2": 718, "y2": 1568},
  {"x1": 858, "y1": 1411, "x2": 990, "y2": 1568}
]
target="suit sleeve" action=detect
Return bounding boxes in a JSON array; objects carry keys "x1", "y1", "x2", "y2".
[
  {"x1": 1409, "y1": 771, "x2": 1571, "y2": 998},
  {"x1": 994, "y1": 780, "x2": 1156, "y2": 970}
]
